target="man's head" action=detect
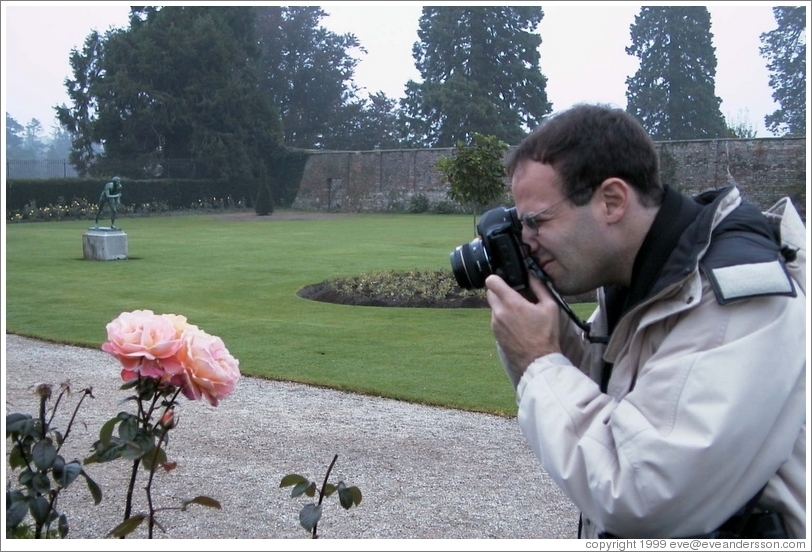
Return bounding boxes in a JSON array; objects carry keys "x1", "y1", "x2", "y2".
[
  {"x1": 507, "y1": 104, "x2": 663, "y2": 293},
  {"x1": 506, "y1": 103, "x2": 663, "y2": 208}
]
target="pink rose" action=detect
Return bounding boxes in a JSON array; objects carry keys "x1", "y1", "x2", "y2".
[
  {"x1": 176, "y1": 329, "x2": 240, "y2": 406},
  {"x1": 152, "y1": 313, "x2": 198, "y2": 381},
  {"x1": 101, "y1": 310, "x2": 186, "y2": 382},
  {"x1": 163, "y1": 313, "x2": 199, "y2": 335}
]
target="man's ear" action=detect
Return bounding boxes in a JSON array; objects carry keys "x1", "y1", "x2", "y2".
[{"x1": 596, "y1": 178, "x2": 630, "y2": 224}]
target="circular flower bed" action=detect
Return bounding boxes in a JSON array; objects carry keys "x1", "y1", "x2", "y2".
[{"x1": 297, "y1": 269, "x2": 488, "y2": 308}]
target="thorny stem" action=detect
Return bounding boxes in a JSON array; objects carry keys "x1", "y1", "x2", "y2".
[
  {"x1": 13, "y1": 391, "x2": 56, "y2": 539},
  {"x1": 121, "y1": 375, "x2": 149, "y2": 537},
  {"x1": 134, "y1": 369, "x2": 163, "y2": 426},
  {"x1": 311, "y1": 454, "x2": 339, "y2": 539},
  {"x1": 38, "y1": 394, "x2": 48, "y2": 440},
  {"x1": 145, "y1": 397, "x2": 179, "y2": 539},
  {"x1": 32, "y1": 392, "x2": 57, "y2": 539},
  {"x1": 121, "y1": 375, "x2": 158, "y2": 538},
  {"x1": 46, "y1": 387, "x2": 65, "y2": 430},
  {"x1": 121, "y1": 458, "x2": 140, "y2": 538},
  {"x1": 56, "y1": 387, "x2": 93, "y2": 455},
  {"x1": 121, "y1": 382, "x2": 181, "y2": 539},
  {"x1": 142, "y1": 390, "x2": 162, "y2": 425},
  {"x1": 40, "y1": 490, "x2": 62, "y2": 539},
  {"x1": 116, "y1": 367, "x2": 185, "y2": 539},
  {"x1": 145, "y1": 425, "x2": 171, "y2": 539},
  {"x1": 34, "y1": 386, "x2": 54, "y2": 539}
]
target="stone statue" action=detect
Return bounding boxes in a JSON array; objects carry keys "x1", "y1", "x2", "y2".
[{"x1": 94, "y1": 176, "x2": 123, "y2": 229}]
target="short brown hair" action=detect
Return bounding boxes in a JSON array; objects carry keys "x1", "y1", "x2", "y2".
[{"x1": 506, "y1": 104, "x2": 664, "y2": 207}]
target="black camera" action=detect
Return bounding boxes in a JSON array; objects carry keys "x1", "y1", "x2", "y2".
[
  {"x1": 449, "y1": 206, "x2": 529, "y2": 291},
  {"x1": 449, "y1": 206, "x2": 608, "y2": 344}
]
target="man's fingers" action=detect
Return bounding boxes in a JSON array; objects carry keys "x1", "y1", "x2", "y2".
[
  {"x1": 485, "y1": 274, "x2": 506, "y2": 294},
  {"x1": 485, "y1": 274, "x2": 508, "y2": 309},
  {"x1": 486, "y1": 274, "x2": 529, "y2": 302},
  {"x1": 528, "y1": 272, "x2": 552, "y2": 300}
]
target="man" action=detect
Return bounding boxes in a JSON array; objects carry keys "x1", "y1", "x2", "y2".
[
  {"x1": 486, "y1": 104, "x2": 806, "y2": 538},
  {"x1": 95, "y1": 176, "x2": 123, "y2": 228}
]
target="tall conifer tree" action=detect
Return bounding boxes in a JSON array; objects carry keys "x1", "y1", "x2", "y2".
[
  {"x1": 399, "y1": 6, "x2": 551, "y2": 147},
  {"x1": 760, "y1": 6, "x2": 806, "y2": 136},
  {"x1": 625, "y1": 6, "x2": 727, "y2": 140},
  {"x1": 254, "y1": 6, "x2": 365, "y2": 149}
]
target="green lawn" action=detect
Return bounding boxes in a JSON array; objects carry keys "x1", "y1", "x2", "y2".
[{"x1": 4, "y1": 212, "x2": 595, "y2": 416}]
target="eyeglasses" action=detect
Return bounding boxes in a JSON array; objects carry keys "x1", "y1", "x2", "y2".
[{"x1": 520, "y1": 185, "x2": 594, "y2": 235}]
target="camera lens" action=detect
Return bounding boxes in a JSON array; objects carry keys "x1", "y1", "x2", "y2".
[{"x1": 449, "y1": 239, "x2": 492, "y2": 290}]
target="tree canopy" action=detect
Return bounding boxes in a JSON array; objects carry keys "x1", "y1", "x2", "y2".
[
  {"x1": 760, "y1": 6, "x2": 806, "y2": 136},
  {"x1": 437, "y1": 132, "x2": 509, "y2": 231},
  {"x1": 625, "y1": 6, "x2": 727, "y2": 140},
  {"x1": 5, "y1": 114, "x2": 51, "y2": 160},
  {"x1": 400, "y1": 6, "x2": 551, "y2": 148},
  {"x1": 325, "y1": 91, "x2": 403, "y2": 150},
  {"x1": 56, "y1": 6, "x2": 283, "y2": 179},
  {"x1": 254, "y1": 6, "x2": 369, "y2": 149},
  {"x1": 6, "y1": 113, "x2": 72, "y2": 160},
  {"x1": 25, "y1": 4, "x2": 798, "y2": 177}
]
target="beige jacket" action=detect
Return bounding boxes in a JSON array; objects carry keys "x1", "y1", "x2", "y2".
[{"x1": 499, "y1": 188, "x2": 807, "y2": 538}]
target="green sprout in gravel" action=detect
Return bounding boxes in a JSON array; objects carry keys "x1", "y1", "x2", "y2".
[{"x1": 280, "y1": 454, "x2": 362, "y2": 539}]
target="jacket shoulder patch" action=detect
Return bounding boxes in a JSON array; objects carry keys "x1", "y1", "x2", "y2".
[
  {"x1": 706, "y1": 261, "x2": 796, "y2": 305},
  {"x1": 700, "y1": 227, "x2": 797, "y2": 306}
]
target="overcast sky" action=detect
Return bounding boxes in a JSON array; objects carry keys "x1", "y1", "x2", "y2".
[{"x1": 2, "y1": 1, "x2": 790, "y2": 139}]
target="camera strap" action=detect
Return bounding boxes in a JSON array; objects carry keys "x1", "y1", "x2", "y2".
[{"x1": 525, "y1": 257, "x2": 609, "y2": 344}]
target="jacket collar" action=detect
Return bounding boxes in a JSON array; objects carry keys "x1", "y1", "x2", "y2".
[
  {"x1": 603, "y1": 185, "x2": 707, "y2": 335},
  {"x1": 599, "y1": 186, "x2": 740, "y2": 358}
]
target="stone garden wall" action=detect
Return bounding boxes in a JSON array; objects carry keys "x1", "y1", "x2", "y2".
[{"x1": 291, "y1": 137, "x2": 806, "y2": 219}]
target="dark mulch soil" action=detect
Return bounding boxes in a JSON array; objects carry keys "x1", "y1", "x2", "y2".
[
  {"x1": 297, "y1": 282, "x2": 489, "y2": 309},
  {"x1": 297, "y1": 276, "x2": 595, "y2": 309}
]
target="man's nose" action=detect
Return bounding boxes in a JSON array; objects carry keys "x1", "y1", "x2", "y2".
[{"x1": 521, "y1": 228, "x2": 538, "y2": 251}]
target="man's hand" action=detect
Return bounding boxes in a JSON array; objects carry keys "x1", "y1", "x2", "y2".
[{"x1": 486, "y1": 272, "x2": 562, "y2": 373}]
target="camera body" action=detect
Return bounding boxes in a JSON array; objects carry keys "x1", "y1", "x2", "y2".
[
  {"x1": 450, "y1": 206, "x2": 604, "y2": 342},
  {"x1": 450, "y1": 206, "x2": 528, "y2": 291}
]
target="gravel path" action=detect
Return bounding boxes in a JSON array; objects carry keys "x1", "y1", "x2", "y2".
[{"x1": 3, "y1": 334, "x2": 578, "y2": 541}]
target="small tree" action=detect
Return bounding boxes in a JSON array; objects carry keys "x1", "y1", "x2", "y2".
[
  {"x1": 254, "y1": 164, "x2": 273, "y2": 217},
  {"x1": 436, "y1": 132, "x2": 509, "y2": 234},
  {"x1": 255, "y1": 180, "x2": 274, "y2": 216},
  {"x1": 725, "y1": 109, "x2": 757, "y2": 138}
]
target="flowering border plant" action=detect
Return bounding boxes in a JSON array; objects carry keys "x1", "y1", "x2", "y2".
[{"x1": 84, "y1": 309, "x2": 241, "y2": 538}]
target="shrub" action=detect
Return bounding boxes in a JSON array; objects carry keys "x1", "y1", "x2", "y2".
[
  {"x1": 431, "y1": 200, "x2": 461, "y2": 214},
  {"x1": 408, "y1": 194, "x2": 430, "y2": 213},
  {"x1": 255, "y1": 181, "x2": 274, "y2": 216}
]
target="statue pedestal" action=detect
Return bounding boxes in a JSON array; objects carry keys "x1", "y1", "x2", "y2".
[{"x1": 83, "y1": 227, "x2": 128, "y2": 261}]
